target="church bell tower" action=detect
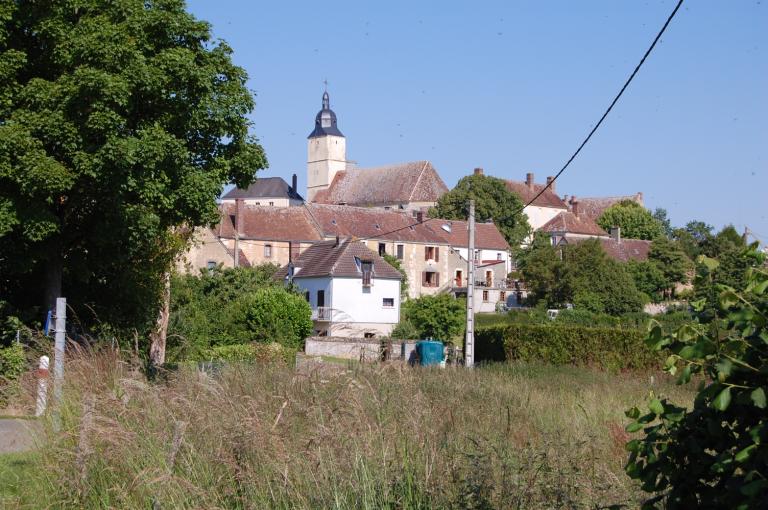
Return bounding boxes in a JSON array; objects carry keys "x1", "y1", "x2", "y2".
[{"x1": 307, "y1": 90, "x2": 346, "y2": 202}]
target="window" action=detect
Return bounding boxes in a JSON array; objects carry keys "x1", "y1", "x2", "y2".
[
  {"x1": 264, "y1": 244, "x2": 272, "y2": 258},
  {"x1": 382, "y1": 298, "x2": 394, "y2": 308},
  {"x1": 206, "y1": 260, "x2": 217, "y2": 270},
  {"x1": 229, "y1": 214, "x2": 237, "y2": 229},
  {"x1": 497, "y1": 252, "x2": 503, "y2": 260},
  {"x1": 364, "y1": 332, "x2": 376, "y2": 339},
  {"x1": 482, "y1": 290, "x2": 489, "y2": 302},
  {"x1": 424, "y1": 246, "x2": 439, "y2": 261},
  {"x1": 269, "y1": 201, "x2": 274, "y2": 206},
  {"x1": 378, "y1": 243, "x2": 386, "y2": 256},
  {"x1": 316, "y1": 290, "x2": 325, "y2": 307},
  {"x1": 254, "y1": 201, "x2": 261, "y2": 206},
  {"x1": 361, "y1": 260, "x2": 373, "y2": 287},
  {"x1": 500, "y1": 291, "x2": 506, "y2": 302},
  {"x1": 396, "y1": 244, "x2": 404, "y2": 260},
  {"x1": 384, "y1": 206, "x2": 391, "y2": 211},
  {"x1": 422, "y1": 271, "x2": 439, "y2": 288}
]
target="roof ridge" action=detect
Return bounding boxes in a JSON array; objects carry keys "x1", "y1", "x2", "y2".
[{"x1": 408, "y1": 161, "x2": 430, "y2": 201}]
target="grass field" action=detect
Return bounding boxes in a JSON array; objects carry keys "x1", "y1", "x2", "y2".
[{"x1": 3, "y1": 353, "x2": 694, "y2": 509}]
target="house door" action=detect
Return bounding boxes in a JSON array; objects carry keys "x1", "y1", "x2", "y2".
[{"x1": 317, "y1": 290, "x2": 325, "y2": 308}]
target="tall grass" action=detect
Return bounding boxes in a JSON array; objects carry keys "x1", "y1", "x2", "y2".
[{"x1": 10, "y1": 352, "x2": 693, "y2": 509}]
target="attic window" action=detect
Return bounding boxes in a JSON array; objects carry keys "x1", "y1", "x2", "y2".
[
  {"x1": 375, "y1": 224, "x2": 380, "y2": 230},
  {"x1": 360, "y1": 260, "x2": 373, "y2": 287},
  {"x1": 331, "y1": 219, "x2": 337, "y2": 225}
]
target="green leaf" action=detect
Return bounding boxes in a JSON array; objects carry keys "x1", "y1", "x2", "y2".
[
  {"x1": 751, "y1": 387, "x2": 766, "y2": 409},
  {"x1": 625, "y1": 406, "x2": 641, "y2": 419},
  {"x1": 719, "y1": 290, "x2": 740, "y2": 310},
  {"x1": 698, "y1": 255, "x2": 719, "y2": 271},
  {"x1": 626, "y1": 422, "x2": 644, "y2": 433},
  {"x1": 741, "y1": 479, "x2": 768, "y2": 497},
  {"x1": 735, "y1": 444, "x2": 756, "y2": 463},
  {"x1": 715, "y1": 358, "x2": 733, "y2": 381},
  {"x1": 649, "y1": 399, "x2": 664, "y2": 416},
  {"x1": 677, "y1": 364, "x2": 692, "y2": 385},
  {"x1": 712, "y1": 386, "x2": 732, "y2": 411}
]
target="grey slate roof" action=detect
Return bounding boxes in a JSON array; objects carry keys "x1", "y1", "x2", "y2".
[
  {"x1": 221, "y1": 177, "x2": 304, "y2": 201},
  {"x1": 275, "y1": 239, "x2": 403, "y2": 280}
]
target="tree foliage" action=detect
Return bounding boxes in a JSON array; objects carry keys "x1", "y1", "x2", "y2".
[
  {"x1": 429, "y1": 173, "x2": 530, "y2": 247},
  {"x1": 597, "y1": 200, "x2": 664, "y2": 240},
  {"x1": 0, "y1": 1, "x2": 265, "y2": 335},
  {"x1": 647, "y1": 237, "x2": 693, "y2": 297},
  {"x1": 520, "y1": 237, "x2": 645, "y2": 315},
  {"x1": 168, "y1": 265, "x2": 310, "y2": 359},
  {"x1": 400, "y1": 294, "x2": 465, "y2": 341},
  {"x1": 626, "y1": 246, "x2": 768, "y2": 508}
]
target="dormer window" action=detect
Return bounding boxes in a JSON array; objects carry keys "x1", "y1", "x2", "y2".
[{"x1": 361, "y1": 260, "x2": 373, "y2": 287}]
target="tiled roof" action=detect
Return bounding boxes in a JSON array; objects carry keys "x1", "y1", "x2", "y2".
[
  {"x1": 539, "y1": 211, "x2": 609, "y2": 236},
  {"x1": 312, "y1": 161, "x2": 448, "y2": 206},
  {"x1": 598, "y1": 238, "x2": 651, "y2": 262},
  {"x1": 276, "y1": 239, "x2": 403, "y2": 280},
  {"x1": 440, "y1": 220, "x2": 510, "y2": 250},
  {"x1": 505, "y1": 179, "x2": 568, "y2": 209},
  {"x1": 221, "y1": 177, "x2": 304, "y2": 201},
  {"x1": 218, "y1": 203, "x2": 323, "y2": 242},
  {"x1": 305, "y1": 204, "x2": 449, "y2": 244},
  {"x1": 568, "y1": 193, "x2": 644, "y2": 220}
]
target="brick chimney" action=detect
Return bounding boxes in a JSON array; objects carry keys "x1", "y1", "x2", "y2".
[
  {"x1": 525, "y1": 172, "x2": 534, "y2": 190},
  {"x1": 571, "y1": 200, "x2": 580, "y2": 218},
  {"x1": 569, "y1": 195, "x2": 577, "y2": 211},
  {"x1": 611, "y1": 226, "x2": 621, "y2": 243},
  {"x1": 546, "y1": 176, "x2": 555, "y2": 192},
  {"x1": 291, "y1": 173, "x2": 298, "y2": 193},
  {"x1": 235, "y1": 198, "x2": 245, "y2": 237},
  {"x1": 474, "y1": 167, "x2": 483, "y2": 176}
]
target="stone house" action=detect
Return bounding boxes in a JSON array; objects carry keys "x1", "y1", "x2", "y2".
[
  {"x1": 176, "y1": 227, "x2": 250, "y2": 272},
  {"x1": 220, "y1": 175, "x2": 304, "y2": 207},
  {"x1": 275, "y1": 239, "x2": 403, "y2": 338},
  {"x1": 505, "y1": 171, "x2": 568, "y2": 236}
]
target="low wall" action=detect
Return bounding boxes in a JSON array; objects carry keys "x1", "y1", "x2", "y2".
[{"x1": 305, "y1": 337, "x2": 418, "y2": 362}]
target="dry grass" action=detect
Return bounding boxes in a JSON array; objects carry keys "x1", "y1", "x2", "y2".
[{"x1": 8, "y1": 352, "x2": 694, "y2": 509}]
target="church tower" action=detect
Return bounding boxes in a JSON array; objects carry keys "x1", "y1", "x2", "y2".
[{"x1": 307, "y1": 90, "x2": 346, "y2": 202}]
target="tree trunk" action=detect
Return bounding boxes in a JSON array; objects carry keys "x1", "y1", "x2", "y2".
[
  {"x1": 148, "y1": 270, "x2": 171, "y2": 371},
  {"x1": 44, "y1": 252, "x2": 63, "y2": 312}
]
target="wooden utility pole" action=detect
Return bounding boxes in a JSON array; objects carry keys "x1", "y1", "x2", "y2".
[{"x1": 465, "y1": 200, "x2": 475, "y2": 367}]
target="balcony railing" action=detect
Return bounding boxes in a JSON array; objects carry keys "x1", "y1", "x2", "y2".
[{"x1": 312, "y1": 307, "x2": 333, "y2": 321}]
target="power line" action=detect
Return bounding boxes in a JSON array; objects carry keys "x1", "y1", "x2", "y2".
[{"x1": 514, "y1": 0, "x2": 685, "y2": 214}]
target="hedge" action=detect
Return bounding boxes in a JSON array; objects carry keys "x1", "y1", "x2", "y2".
[
  {"x1": 193, "y1": 342, "x2": 296, "y2": 365},
  {"x1": 475, "y1": 324, "x2": 658, "y2": 370}
]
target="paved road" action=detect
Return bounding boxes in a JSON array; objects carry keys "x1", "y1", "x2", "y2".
[{"x1": 0, "y1": 419, "x2": 40, "y2": 454}]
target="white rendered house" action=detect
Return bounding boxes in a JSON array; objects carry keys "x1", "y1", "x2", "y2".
[{"x1": 277, "y1": 239, "x2": 403, "y2": 338}]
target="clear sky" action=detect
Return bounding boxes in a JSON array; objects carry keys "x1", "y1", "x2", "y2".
[{"x1": 187, "y1": 0, "x2": 767, "y2": 243}]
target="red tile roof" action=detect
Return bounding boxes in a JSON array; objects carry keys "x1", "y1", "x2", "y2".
[
  {"x1": 312, "y1": 161, "x2": 448, "y2": 206},
  {"x1": 218, "y1": 203, "x2": 324, "y2": 242},
  {"x1": 539, "y1": 211, "x2": 609, "y2": 237},
  {"x1": 568, "y1": 236, "x2": 652, "y2": 262},
  {"x1": 275, "y1": 239, "x2": 403, "y2": 280},
  {"x1": 440, "y1": 220, "x2": 510, "y2": 250},
  {"x1": 505, "y1": 179, "x2": 568, "y2": 209},
  {"x1": 568, "y1": 193, "x2": 644, "y2": 220},
  {"x1": 305, "y1": 204, "x2": 449, "y2": 244}
]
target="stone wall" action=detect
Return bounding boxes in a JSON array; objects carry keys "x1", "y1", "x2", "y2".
[{"x1": 305, "y1": 337, "x2": 418, "y2": 362}]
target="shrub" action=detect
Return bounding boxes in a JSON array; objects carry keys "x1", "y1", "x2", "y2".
[
  {"x1": 625, "y1": 248, "x2": 768, "y2": 508},
  {"x1": 0, "y1": 342, "x2": 26, "y2": 382},
  {"x1": 401, "y1": 294, "x2": 465, "y2": 341},
  {"x1": 475, "y1": 324, "x2": 657, "y2": 370},
  {"x1": 194, "y1": 343, "x2": 296, "y2": 365}
]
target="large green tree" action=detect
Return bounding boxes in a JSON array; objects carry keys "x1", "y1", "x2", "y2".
[
  {"x1": 648, "y1": 237, "x2": 693, "y2": 298},
  {"x1": 429, "y1": 173, "x2": 530, "y2": 247},
  {"x1": 0, "y1": 1, "x2": 265, "y2": 337},
  {"x1": 597, "y1": 200, "x2": 664, "y2": 240}
]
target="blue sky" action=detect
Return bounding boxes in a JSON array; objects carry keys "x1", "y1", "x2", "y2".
[{"x1": 187, "y1": 0, "x2": 767, "y2": 242}]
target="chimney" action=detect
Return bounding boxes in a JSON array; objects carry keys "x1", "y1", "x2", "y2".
[
  {"x1": 611, "y1": 226, "x2": 621, "y2": 243},
  {"x1": 562, "y1": 194, "x2": 569, "y2": 204},
  {"x1": 525, "y1": 172, "x2": 534, "y2": 190},
  {"x1": 571, "y1": 200, "x2": 580, "y2": 218},
  {"x1": 474, "y1": 167, "x2": 483, "y2": 176},
  {"x1": 546, "y1": 176, "x2": 555, "y2": 192},
  {"x1": 235, "y1": 199, "x2": 245, "y2": 236},
  {"x1": 291, "y1": 173, "x2": 298, "y2": 192},
  {"x1": 569, "y1": 195, "x2": 576, "y2": 210}
]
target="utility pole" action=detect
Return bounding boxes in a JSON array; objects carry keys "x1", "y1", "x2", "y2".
[
  {"x1": 465, "y1": 200, "x2": 475, "y2": 367},
  {"x1": 53, "y1": 297, "x2": 66, "y2": 429}
]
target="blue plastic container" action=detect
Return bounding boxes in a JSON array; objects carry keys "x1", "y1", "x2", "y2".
[{"x1": 415, "y1": 340, "x2": 444, "y2": 366}]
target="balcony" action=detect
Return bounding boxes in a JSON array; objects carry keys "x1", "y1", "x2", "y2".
[{"x1": 312, "y1": 307, "x2": 333, "y2": 321}]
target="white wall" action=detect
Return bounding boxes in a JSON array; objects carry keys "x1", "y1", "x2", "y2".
[
  {"x1": 524, "y1": 205, "x2": 564, "y2": 232},
  {"x1": 330, "y1": 277, "x2": 400, "y2": 326},
  {"x1": 221, "y1": 198, "x2": 303, "y2": 207},
  {"x1": 453, "y1": 247, "x2": 511, "y2": 274},
  {"x1": 293, "y1": 276, "x2": 332, "y2": 309}
]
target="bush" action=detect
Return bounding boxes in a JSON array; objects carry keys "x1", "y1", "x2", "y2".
[
  {"x1": 193, "y1": 343, "x2": 296, "y2": 365},
  {"x1": 0, "y1": 342, "x2": 26, "y2": 382},
  {"x1": 475, "y1": 324, "x2": 658, "y2": 370},
  {"x1": 625, "y1": 248, "x2": 768, "y2": 508},
  {"x1": 401, "y1": 294, "x2": 465, "y2": 341}
]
